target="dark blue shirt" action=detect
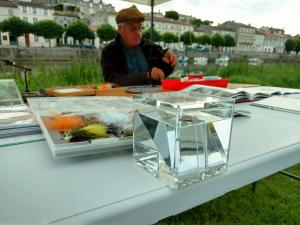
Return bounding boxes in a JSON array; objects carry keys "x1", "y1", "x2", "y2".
[{"x1": 122, "y1": 44, "x2": 149, "y2": 75}]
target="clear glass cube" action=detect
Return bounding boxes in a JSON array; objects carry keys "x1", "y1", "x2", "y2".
[{"x1": 133, "y1": 91, "x2": 235, "y2": 189}]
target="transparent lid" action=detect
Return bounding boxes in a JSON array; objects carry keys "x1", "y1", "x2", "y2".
[
  {"x1": 28, "y1": 96, "x2": 144, "y2": 114},
  {"x1": 133, "y1": 91, "x2": 235, "y2": 110}
]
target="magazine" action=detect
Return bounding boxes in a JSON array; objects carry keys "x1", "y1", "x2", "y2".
[
  {"x1": 183, "y1": 84, "x2": 300, "y2": 102},
  {"x1": 251, "y1": 96, "x2": 300, "y2": 114}
]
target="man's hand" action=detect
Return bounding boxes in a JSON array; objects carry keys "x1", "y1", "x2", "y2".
[
  {"x1": 162, "y1": 51, "x2": 177, "y2": 67},
  {"x1": 150, "y1": 67, "x2": 165, "y2": 81}
]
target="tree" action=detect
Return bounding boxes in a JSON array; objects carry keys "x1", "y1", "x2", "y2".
[
  {"x1": 196, "y1": 35, "x2": 211, "y2": 45},
  {"x1": 211, "y1": 33, "x2": 224, "y2": 50},
  {"x1": 190, "y1": 19, "x2": 202, "y2": 28},
  {"x1": 223, "y1": 34, "x2": 236, "y2": 47},
  {"x1": 53, "y1": 4, "x2": 63, "y2": 11},
  {"x1": 65, "y1": 20, "x2": 94, "y2": 44},
  {"x1": 142, "y1": 28, "x2": 161, "y2": 42},
  {"x1": 190, "y1": 18, "x2": 213, "y2": 27},
  {"x1": 0, "y1": 16, "x2": 32, "y2": 46},
  {"x1": 32, "y1": 20, "x2": 64, "y2": 47},
  {"x1": 285, "y1": 38, "x2": 296, "y2": 53},
  {"x1": 202, "y1": 20, "x2": 213, "y2": 26},
  {"x1": 165, "y1": 11, "x2": 179, "y2": 20},
  {"x1": 96, "y1": 24, "x2": 117, "y2": 43},
  {"x1": 161, "y1": 32, "x2": 177, "y2": 46},
  {"x1": 180, "y1": 31, "x2": 196, "y2": 46},
  {"x1": 295, "y1": 37, "x2": 300, "y2": 53}
]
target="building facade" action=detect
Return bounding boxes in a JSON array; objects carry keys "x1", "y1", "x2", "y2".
[
  {"x1": 253, "y1": 30, "x2": 265, "y2": 53},
  {"x1": 262, "y1": 32, "x2": 287, "y2": 53},
  {"x1": 16, "y1": 0, "x2": 54, "y2": 47},
  {"x1": 259, "y1": 26, "x2": 287, "y2": 53},
  {"x1": 144, "y1": 15, "x2": 193, "y2": 42},
  {"x1": 221, "y1": 21, "x2": 257, "y2": 52},
  {"x1": 0, "y1": 0, "x2": 19, "y2": 46}
]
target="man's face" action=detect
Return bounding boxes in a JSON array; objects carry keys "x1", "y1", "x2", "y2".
[{"x1": 118, "y1": 22, "x2": 142, "y2": 48}]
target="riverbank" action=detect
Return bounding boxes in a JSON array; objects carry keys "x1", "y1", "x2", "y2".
[{"x1": 0, "y1": 46, "x2": 299, "y2": 64}]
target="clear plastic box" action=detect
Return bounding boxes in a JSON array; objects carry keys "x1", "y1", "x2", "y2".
[{"x1": 133, "y1": 91, "x2": 235, "y2": 189}]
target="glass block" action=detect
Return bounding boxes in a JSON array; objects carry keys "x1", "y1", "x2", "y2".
[{"x1": 133, "y1": 91, "x2": 234, "y2": 189}]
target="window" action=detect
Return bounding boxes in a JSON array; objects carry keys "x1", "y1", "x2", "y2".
[
  {"x1": 33, "y1": 7, "x2": 37, "y2": 14},
  {"x1": 22, "y1": 6, "x2": 27, "y2": 13},
  {"x1": 23, "y1": 17, "x2": 28, "y2": 22},
  {"x1": 33, "y1": 18, "x2": 37, "y2": 23},
  {"x1": 34, "y1": 35, "x2": 39, "y2": 42},
  {"x1": 44, "y1": 9, "x2": 48, "y2": 16},
  {"x1": 8, "y1": 9, "x2": 13, "y2": 16}
]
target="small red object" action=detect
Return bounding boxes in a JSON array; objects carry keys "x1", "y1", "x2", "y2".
[
  {"x1": 162, "y1": 78, "x2": 228, "y2": 91},
  {"x1": 187, "y1": 74, "x2": 203, "y2": 80}
]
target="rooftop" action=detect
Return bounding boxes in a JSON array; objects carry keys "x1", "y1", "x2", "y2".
[
  {"x1": 16, "y1": 1, "x2": 52, "y2": 9},
  {"x1": 0, "y1": 0, "x2": 17, "y2": 8},
  {"x1": 145, "y1": 15, "x2": 191, "y2": 26}
]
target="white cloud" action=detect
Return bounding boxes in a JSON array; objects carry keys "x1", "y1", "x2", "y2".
[{"x1": 104, "y1": 0, "x2": 300, "y2": 35}]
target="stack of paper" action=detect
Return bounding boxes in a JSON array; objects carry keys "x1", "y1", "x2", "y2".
[{"x1": 0, "y1": 79, "x2": 42, "y2": 141}]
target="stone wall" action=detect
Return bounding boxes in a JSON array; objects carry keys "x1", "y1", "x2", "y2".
[
  {"x1": 179, "y1": 51, "x2": 300, "y2": 62},
  {"x1": 0, "y1": 47, "x2": 100, "y2": 62},
  {"x1": 0, "y1": 46, "x2": 299, "y2": 63}
]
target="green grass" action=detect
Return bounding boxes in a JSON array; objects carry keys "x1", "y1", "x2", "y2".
[
  {"x1": 205, "y1": 62, "x2": 300, "y2": 88},
  {"x1": 1, "y1": 61, "x2": 300, "y2": 225},
  {"x1": 0, "y1": 60, "x2": 104, "y2": 92},
  {"x1": 1, "y1": 61, "x2": 300, "y2": 91}
]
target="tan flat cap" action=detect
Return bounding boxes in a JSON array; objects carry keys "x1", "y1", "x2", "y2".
[{"x1": 116, "y1": 7, "x2": 145, "y2": 24}]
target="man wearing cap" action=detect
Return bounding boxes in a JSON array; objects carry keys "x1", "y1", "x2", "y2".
[{"x1": 101, "y1": 7, "x2": 177, "y2": 86}]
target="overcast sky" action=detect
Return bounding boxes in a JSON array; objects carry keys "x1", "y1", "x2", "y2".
[{"x1": 103, "y1": 0, "x2": 299, "y2": 36}]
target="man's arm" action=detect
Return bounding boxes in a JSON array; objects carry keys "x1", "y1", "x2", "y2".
[
  {"x1": 144, "y1": 41, "x2": 176, "y2": 78},
  {"x1": 162, "y1": 51, "x2": 177, "y2": 67}
]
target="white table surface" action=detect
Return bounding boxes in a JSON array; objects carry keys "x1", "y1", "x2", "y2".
[{"x1": 0, "y1": 103, "x2": 300, "y2": 225}]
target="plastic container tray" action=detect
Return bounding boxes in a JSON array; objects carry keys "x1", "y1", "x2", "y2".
[{"x1": 162, "y1": 78, "x2": 228, "y2": 91}]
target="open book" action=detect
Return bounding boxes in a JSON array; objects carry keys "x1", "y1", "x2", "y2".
[{"x1": 183, "y1": 84, "x2": 300, "y2": 102}]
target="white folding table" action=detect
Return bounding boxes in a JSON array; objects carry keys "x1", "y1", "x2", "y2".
[{"x1": 0, "y1": 103, "x2": 300, "y2": 225}]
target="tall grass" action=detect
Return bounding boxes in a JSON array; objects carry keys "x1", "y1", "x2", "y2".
[
  {"x1": 205, "y1": 62, "x2": 300, "y2": 88},
  {"x1": 0, "y1": 60, "x2": 104, "y2": 92},
  {"x1": 1, "y1": 61, "x2": 300, "y2": 91}
]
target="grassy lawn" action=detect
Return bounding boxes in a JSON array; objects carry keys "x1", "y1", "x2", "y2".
[{"x1": 1, "y1": 61, "x2": 300, "y2": 224}]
